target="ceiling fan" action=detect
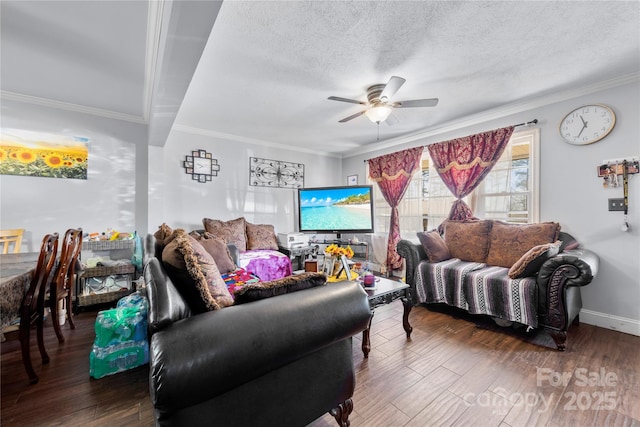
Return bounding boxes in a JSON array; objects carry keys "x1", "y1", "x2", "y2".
[{"x1": 328, "y1": 76, "x2": 439, "y2": 125}]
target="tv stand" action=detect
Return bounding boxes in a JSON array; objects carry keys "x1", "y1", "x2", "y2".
[{"x1": 278, "y1": 245, "x2": 316, "y2": 271}]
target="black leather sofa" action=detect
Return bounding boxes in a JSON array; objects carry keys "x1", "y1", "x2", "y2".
[{"x1": 143, "y1": 235, "x2": 371, "y2": 426}]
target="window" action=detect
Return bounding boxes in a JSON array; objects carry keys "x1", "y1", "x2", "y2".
[
  {"x1": 367, "y1": 156, "x2": 457, "y2": 235},
  {"x1": 420, "y1": 158, "x2": 459, "y2": 231},
  {"x1": 368, "y1": 128, "x2": 540, "y2": 234},
  {"x1": 473, "y1": 128, "x2": 540, "y2": 223},
  {"x1": 369, "y1": 169, "x2": 424, "y2": 235}
]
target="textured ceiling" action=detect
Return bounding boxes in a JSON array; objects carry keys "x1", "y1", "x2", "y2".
[
  {"x1": 177, "y1": 0, "x2": 640, "y2": 156},
  {"x1": 2, "y1": 1, "x2": 639, "y2": 156}
]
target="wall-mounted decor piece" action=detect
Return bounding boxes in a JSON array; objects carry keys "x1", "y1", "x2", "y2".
[
  {"x1": 347, "y1": 174, "x2": 358, "y2": 185},
  {"x1": 249, "y1": 157, "x2": 304, "y2": 189},
  {"x1": 598, "y1": 158, "x2": 639, "y2": 189},
  {"x1": 184, "y1": 149, "x2": 220, "y2": 183},
  {"x1": 0, "y1": 128, "x2": 89, "y2": 179}
]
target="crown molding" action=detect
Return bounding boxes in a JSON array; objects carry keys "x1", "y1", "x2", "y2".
[
  {"x1": 1, "y1": 1, "x2": 164, "y2": 126},
  {"x1": 0, "y1": 90, "x2": 147, "y2": 124},
  {"x1": 342, "y1": 72, "x2": 640, "y2": 159},
  {"x1": 172, "y1": 124, "x2": 341, "y2": 158},
  {"x1": 143, "y1": 0, "x2": 165, "y2": 122}
]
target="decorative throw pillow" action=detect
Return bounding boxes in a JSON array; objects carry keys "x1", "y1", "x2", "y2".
[
  {"x1": 416, "y1": 230, "x2": 451, "y2": 263},
  {"x1": 190, "y1": 231, "x2": 236, "y2": 274},
  {"x1": 508, "y1": 241, "x2": 562, "y2": 279},
  {"x1": 443, "y1": 220, "x2": 492, "y2": 263},
  {"x1": 245, "y1": 222, "x2": 279, "y2": 250},
  {"x1": 162, "y1": 229, "x2": 233, "y2": 313},
  {"x1": 154, "y1": 223, "x2": 174, "y2": 244},
  {"x1": 486, "y1": 221, "x2": 561, "y2": 268},
  {"x1": 202, "y1": 217, "x2": 248, "y2": 252},
  {"x1": 153, "y1": 223, "x2": 175, "y2": 259},
  {"x1": 233, "y1": 272, "x2": 326, "y2": 305}
]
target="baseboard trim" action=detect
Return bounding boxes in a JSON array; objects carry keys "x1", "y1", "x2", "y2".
[{"x1": 579, "y1": 309, "x2": 640, "y2": 337}]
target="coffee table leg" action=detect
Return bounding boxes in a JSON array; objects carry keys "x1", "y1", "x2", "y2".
[
  {"x1": 401, "y1": 297, "x2": 412, "y2": 338},
  {"x1": 362, "y1": 313, "x2": 373, "y2": 358}
]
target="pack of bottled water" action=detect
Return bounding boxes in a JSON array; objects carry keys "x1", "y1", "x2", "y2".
[{"x1": 90, "y1": 292, "x2": 149, "y2": 379}]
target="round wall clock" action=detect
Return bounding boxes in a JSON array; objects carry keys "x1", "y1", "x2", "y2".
[
  {"x1": 183, "y1": 149, "x2": 220, "y2": 183},
  {"x1": 559, "y1": 104, "x2": 615, "y2": 145}
]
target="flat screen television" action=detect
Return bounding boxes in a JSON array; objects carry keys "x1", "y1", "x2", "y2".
[{"x1": 298, "y1": 185, "x2": 374, "y2": 238}]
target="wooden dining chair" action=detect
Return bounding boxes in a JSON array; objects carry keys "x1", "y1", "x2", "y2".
[
  {"x1": 0, "y1": 228, "x2": 25, "y2": 254},
  {"x1": 46, "y1": 228, "x2": 82, "y2": 343},
  {"x1": 14, "y1": 233, "x2": 59, "y2": 384}
]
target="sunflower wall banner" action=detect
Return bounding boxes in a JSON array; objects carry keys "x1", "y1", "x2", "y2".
[{"x1": 0, "y1": 129, "x2": 89, "y2": 180}]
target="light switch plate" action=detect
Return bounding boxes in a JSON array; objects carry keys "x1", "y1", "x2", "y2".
[{"x1": 608, "y1": 198, "x2": 625, "y2": 211}]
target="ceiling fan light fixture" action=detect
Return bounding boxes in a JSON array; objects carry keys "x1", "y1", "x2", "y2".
[{"x1": 365, "y1": 105, "x2": 392, "y2": 123}]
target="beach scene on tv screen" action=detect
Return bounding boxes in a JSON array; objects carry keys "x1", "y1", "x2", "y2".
[{"x1": 299, "y1": 187, "x2": 372, "y2": 230}]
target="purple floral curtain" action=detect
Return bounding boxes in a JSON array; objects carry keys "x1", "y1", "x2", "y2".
[
  {"x1": 368, "y1": 146, "x2": 424, "y2": 271},
  {"x1": 428, "y1": 126, "x2": 514, "y2": 220}
]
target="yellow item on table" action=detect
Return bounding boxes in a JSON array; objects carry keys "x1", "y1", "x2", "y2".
[{"x1": 327, "y1": 270, "x2": 359, "y2": 283}]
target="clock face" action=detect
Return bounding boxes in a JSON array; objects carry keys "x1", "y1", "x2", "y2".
[
  {"x1": 183, "y1": 150, "x2": 220, "y2": 183},
  {"x1": 194, "y1": 157, "x2": 212, "y2": 173},
  {"x1": 559, "y1": 104, "x2": 615, "y2": 145}
]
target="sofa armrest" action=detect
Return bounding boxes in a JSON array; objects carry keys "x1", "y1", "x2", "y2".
[
  {"x1": 149, "y1": 281, "x2": 371, "y2": 414},
  {"x1": 537, "y1": 249, "x2": 599, "y2": 330},
  {"x1": 397, "y1": 239, "x2": 427, "y2": 305},
  {"x1": 144, "y1": 258, "x2": 191, "y2": 334}
]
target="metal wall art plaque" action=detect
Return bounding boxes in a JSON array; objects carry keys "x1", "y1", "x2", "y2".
[{"x1": 249, "y1": 157, "x2": 304, "y2": 189}]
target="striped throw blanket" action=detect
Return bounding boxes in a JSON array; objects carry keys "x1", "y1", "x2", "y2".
[
  {"x1": 415, "y1": 259, "x2": 539, "y2": 328},
  {"x1": 415, "y1": 259, "x2": 485, "y2": 309}
]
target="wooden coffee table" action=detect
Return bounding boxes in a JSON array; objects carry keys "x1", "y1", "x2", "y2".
[{"x1": 361, "y1": 276, "x2": 412, "y2": 358}]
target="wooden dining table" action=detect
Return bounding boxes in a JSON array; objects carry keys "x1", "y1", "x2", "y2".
[{"x1": 0, "y1": 252, "x2": 39, "y2": 339}]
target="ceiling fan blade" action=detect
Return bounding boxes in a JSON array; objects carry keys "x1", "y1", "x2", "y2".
[
  {"x1": 385, "y1": 112, "x2": 399, "y2": 126},
  {"x1": 379, "y1": 76, "x2": 406, "y2": 101},
  {"x1": 393, "y1": 98, "x2": 439, "y2": 108},
  {"x1": 338, "y1": 110, "x2": 366, "y2": 123},
  {"x1": 328, "y1": 96, "x2": 367, "y2": 105}
]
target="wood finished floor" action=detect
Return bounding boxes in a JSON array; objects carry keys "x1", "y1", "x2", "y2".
[{"x1": 2, "y1": 302, "x2": 639, "y2": 426}]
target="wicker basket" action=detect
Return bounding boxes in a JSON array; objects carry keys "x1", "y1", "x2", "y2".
[
  {"x1": 78, "y1": 289, "x2": 134, "y2": 306},
  {"x1": 83, "y1": 239, "x2": 135, "y2": 251},
  {"x1": 82, "y1": 263, "x2": 135, "y2": 278},
  {"x1": 79, "y1": 272, "x2": 134, "y2": 306}
]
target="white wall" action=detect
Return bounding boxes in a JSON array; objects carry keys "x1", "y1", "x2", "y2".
[
  {"x1": 0, "y1": 100, "x2": 146, "y2": 251},
  {"x1": 3, "y1": 82, "x2": 636, "y2": 335},
  {"x1": 342, "y1": 80, "x2": 640, "y2": 334},
  {"x1": 0, "y1": 100, "x2": 341, "y2": 250},
  {"x1": 148, "y1": 129, "x2": 342, "y2": 236}
]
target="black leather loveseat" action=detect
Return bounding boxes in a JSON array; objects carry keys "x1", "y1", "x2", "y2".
[
  {"x1": 143, "y1": 235, "x2": 371, "y2": 426},
  {"x1": 397, "y1": 221, "x2": 599, "y2": 351}
]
